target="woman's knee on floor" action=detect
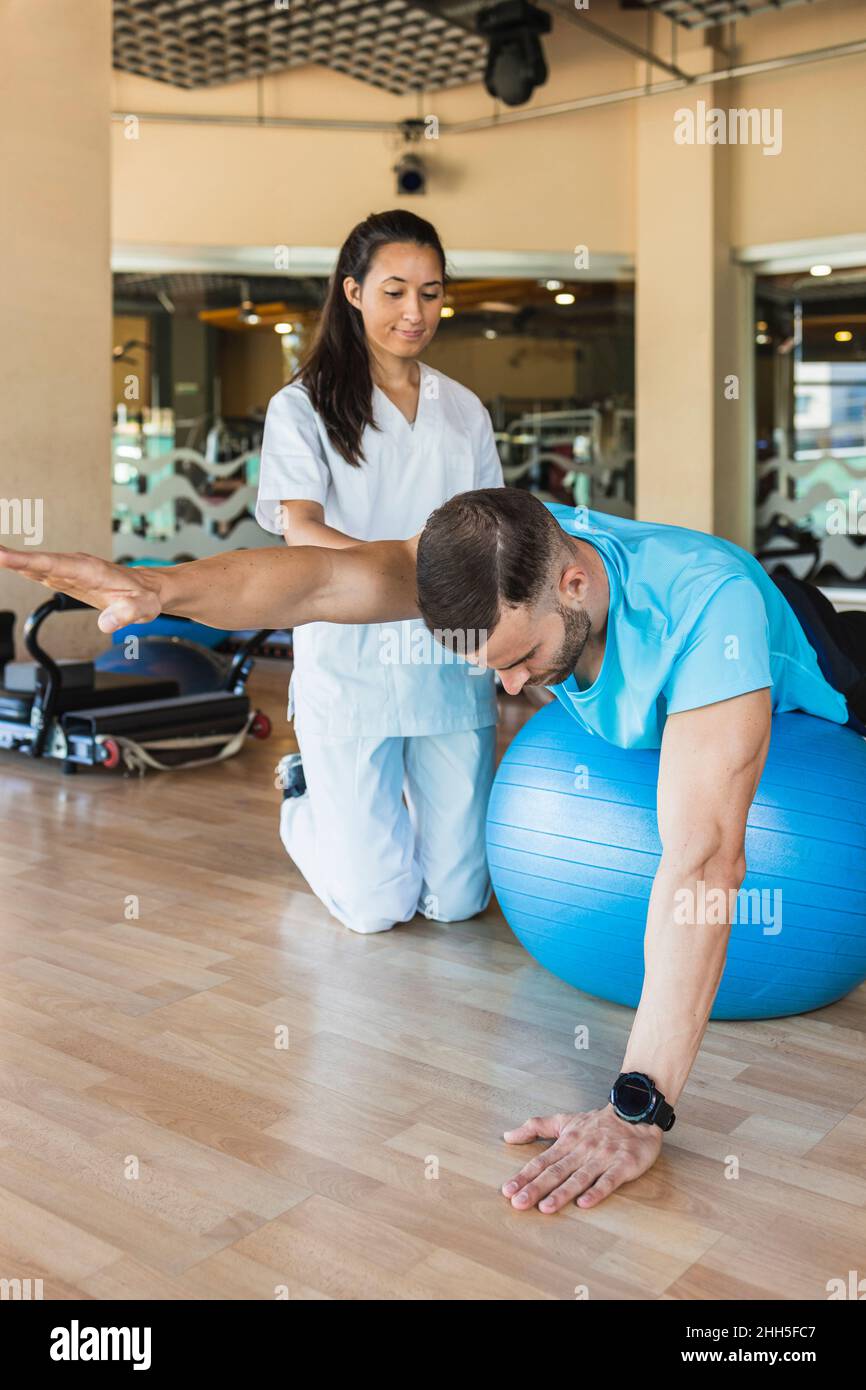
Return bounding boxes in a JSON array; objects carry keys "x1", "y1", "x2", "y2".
[
  {"x1": 417, "y1": 873, "x2": 492, "y2": 924},
  {"x1": 329, "y1": 865, "x2": 424, "y2": 935}
]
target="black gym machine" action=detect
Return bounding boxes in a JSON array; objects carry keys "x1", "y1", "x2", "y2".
[{"x1": 0, "y1": 594, "x2": 272, "y2": 775}]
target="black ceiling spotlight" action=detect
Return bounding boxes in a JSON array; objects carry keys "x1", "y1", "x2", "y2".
[
  {"x1": 395, "y1": 154, "x2": 426, "y2": 195},
  {"x1": 477, "y1": 0, "x2": 551, "y2": 108},
  {"x1": 395, "y1": 118, "x2": 427, "y2": 196}
]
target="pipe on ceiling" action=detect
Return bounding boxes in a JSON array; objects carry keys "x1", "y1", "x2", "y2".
[{"x1": 110, "y1": 36, "x2": 866, "y2": 135}]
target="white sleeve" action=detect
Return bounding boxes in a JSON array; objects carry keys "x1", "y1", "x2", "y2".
[
  {"x1": 255, "y1": 385, "x2": 330, "y2": 534},
  {"x1": 475, "y1": 405, "x2": 504, "y2": 489}
]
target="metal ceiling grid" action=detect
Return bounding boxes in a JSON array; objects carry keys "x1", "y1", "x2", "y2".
[
  {"x1": 113, "y1": 0, "x2": 489, "y2": 94},
  {"x1": 622, "y1": 0, "x2": 820, "y2": 31}
]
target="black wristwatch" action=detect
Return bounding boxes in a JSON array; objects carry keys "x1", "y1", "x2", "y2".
[{"x1": 609, "y1": 1071, "x2": 676, "y2": 1131}]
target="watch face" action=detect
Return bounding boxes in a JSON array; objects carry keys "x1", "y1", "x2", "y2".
[{"x1": 615, "y1": 1073, "x2": 653, "y2": 1118}]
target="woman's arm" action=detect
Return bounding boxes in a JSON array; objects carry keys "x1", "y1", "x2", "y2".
[
  {"x1": 0, "y1": 537, "x2": 422, "y2": 634},
  {"x1": 276, "y1": 498, "x2": 360, "y2": 551}
]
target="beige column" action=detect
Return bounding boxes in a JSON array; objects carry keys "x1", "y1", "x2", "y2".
[
  {"x1": 635, "y1": 44, "x2": 754, "y2": 547},
  {"x1": 0, "y1": 0, "x2": 113, "y2": 658}
]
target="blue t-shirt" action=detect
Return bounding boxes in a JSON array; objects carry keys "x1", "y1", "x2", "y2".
[{"x1": 544, "y1": 504, "x2": 849, "y2": 749}]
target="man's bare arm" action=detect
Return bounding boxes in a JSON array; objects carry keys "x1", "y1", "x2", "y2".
[
  {"x1": 0, "y1": 537, "x2": 421, "y2": 634},
  {"x1": 157, "y1": 537, "x2": 420, "y2": 628},
  {"x1": 620, "y1": 687, "x2": 772, "y2": 1104}
]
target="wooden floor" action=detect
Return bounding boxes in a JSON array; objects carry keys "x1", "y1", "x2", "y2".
[{"x1": 1, "y1": 660, "x2": 865, "y2": 1302}]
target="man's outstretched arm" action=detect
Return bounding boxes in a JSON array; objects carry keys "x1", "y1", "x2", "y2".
[{"x1": 0, "y1": 537, "x2": 421, "y2": 634}]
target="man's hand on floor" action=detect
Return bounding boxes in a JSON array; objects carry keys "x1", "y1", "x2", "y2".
[{"x1": 501, "y1": 1105, "x2": 663, "y2": 1213}]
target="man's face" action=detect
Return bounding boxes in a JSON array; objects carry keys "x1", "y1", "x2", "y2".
[{"x1": 470, "y1": 598, "x2": 592, "y2": 695}]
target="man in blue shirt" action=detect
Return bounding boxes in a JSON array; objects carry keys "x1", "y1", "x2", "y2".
[
  {"x1": 3, "y1": 487, "x2": 864, "y2": 1219},
  {"x1": 541, "y1": 501, "x2": 849, "y2": 746},
  {"x1": 413, "y1": 488, "x2": 865, "y2": 1213},
  {"x1": 417, "y1": 493, "x2": 855, "y2": 746}
]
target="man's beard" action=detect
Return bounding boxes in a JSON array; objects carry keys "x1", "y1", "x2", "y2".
[{"x1": 529, "y1": 604, "x2": 592, "y2": 686}]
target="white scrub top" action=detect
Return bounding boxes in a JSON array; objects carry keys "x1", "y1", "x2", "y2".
[{"x1": 255, "y1": 361, "x2": 502, "y2": 738}]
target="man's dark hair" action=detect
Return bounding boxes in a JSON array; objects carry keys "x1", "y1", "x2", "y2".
[{"x1": 416, "y1": 488, "x2": 565, "y2": 638}]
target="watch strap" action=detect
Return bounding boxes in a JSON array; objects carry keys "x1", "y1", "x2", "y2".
[{"x1": 652, "y1": 1097, "x2": 676, "y2": 1131}]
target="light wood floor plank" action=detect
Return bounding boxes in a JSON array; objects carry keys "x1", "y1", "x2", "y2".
[{"x1": 1, "y1": 662, "x2": 864, "y2": 1300}]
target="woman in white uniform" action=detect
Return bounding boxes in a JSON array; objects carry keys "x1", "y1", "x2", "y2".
[{"x1": 255, "y1": 209, "x2": 503, "y2": 935}]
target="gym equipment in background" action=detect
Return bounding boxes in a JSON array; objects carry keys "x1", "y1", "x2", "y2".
[
  {"x1": 111, "y1": 430, "x2": 269, "y2": 565},
  {"x1": 95, "y1": 636, "x2": 238, "y2": 697},
  {"x1": 487, "y1": 702, "x2": 866, "y2": 1021},
  {"x1": 498, "y1": 406, "x2": 635, "y2": 518},
  {"x1": 756, "y1": 426, "x2": 866, "y2": 588},
  {"x1": 0, "y1": 594, "x2": 272, "y2": 775}
]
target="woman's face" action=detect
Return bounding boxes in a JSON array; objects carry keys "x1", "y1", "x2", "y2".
[{"x1": 344, "y1": 241, "x2": 444, "y2": 362}]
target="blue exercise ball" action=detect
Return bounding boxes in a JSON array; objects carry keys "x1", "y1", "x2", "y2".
[
  {"x1": 108, "y1": 617, "x2": 231, "y2": 650},
  {"x1": 487, "y1": 703, "x2": 866, "y2": 1020},
  {"x1": 95, "y1": 636, "x2": 231, "y2": 696}
]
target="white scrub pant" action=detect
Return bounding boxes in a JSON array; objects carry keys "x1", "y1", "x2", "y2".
[{"x1": 279, "y1": 725, "x2": 497, "y2": 934}]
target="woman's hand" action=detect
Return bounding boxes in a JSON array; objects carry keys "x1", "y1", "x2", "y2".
[
  {"x1": 502, "y1": 1105, "x2": 663, "y2": 1213},
  {"x1": 0, "y1": 545, "x2": 163, "y2": 633}
]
